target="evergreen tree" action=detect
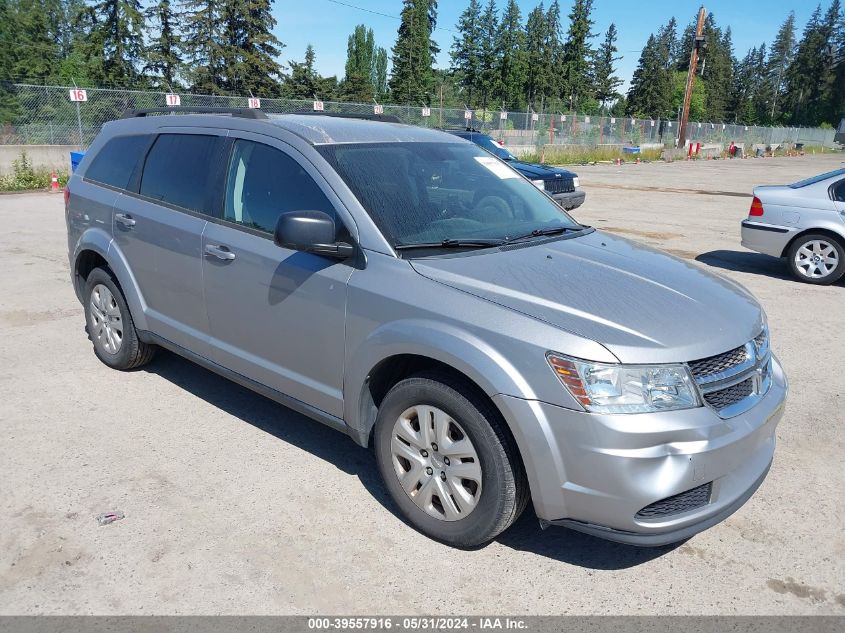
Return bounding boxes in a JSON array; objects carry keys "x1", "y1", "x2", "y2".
[
  {"x1": 0, "y1": 0, "x2": 20, "y2": 123},
  {"x1": 235, "y1": 0, "x2": 284, "y2": 95},
  {"x1": 559, "y1": 0, "x2": 594, "y2": 111},
  {"x1": 592, "y1": 23, "x2": 622, "y2": 110},
  {"x1": 764, "y1": 12, "x2": 796, "y2": 123},
  {"x1": 86, "y1": 0, "x2": 146, "y2": 85},
  {"x1": 449, "y1": 0, "x2": 481, "y2": 106},
  {"x1": 13, "y1": 0, "x2": 63, "y2": 82},
  {"x1": 626, "y1": 32, "x2": 671, "y2": 118},
  {"x1": 701, "y1": 16, "x2": 734, "y2": 120},
  {"x1": 389, "y1": 0, "x2": 435, "y2": 104},
  {"x1": 181, "y1": 0, "x2": 226, "y2": 93},
  {"x1": 663, "y1": 17, "x2": 680, "y2": 68},
  {"x1": 477, "y1": 0, "x2": 499, "y2": 109},
  {"x1": 493, "y1": 0, "x2": 526, "y2": 109},
  {"x1": 144, "y1": 0, "x2": 182, "y2": 88},
  {"x1": 285, "y1": 44, "x2": 318, "y2": 99},
  {"x1": 374, "y1": 47, "x2": 388, "y2": 101},
  {"x1": 542, "y1": 0, "x2": 562, "y2": 105},
  {"x1": 523, "y1": 3, "x2": 547, "y2": 110},
  {"x1": 783, "y1": 3, "x2": 839, "y2": 125}
]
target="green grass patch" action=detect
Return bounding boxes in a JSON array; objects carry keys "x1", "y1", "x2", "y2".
[
  {"x1": 520, "y1": 145, "x2": 665, "y2": 165},
  {"x1": 0, "y1": 152, "x2": 69, "y2": 192}
]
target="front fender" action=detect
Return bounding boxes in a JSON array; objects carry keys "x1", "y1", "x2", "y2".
[
  {"x1": 344, "y1": 318, "x2": 539, "y2": 441},
  {"x1": 73, "y1": 228, "x2": 149, "y2": 332}
]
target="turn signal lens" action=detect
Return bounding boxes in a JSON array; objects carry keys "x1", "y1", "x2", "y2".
[{"x1": 749, "y1": 196, "x2": 764, "y2": 217}]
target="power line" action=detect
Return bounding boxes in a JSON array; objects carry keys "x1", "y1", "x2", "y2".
[{"x1": 324, "y1": 0, "x2": 458, "y2": 34}]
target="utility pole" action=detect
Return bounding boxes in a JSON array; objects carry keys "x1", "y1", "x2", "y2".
[{"x1": 679, "y1": 6, "x2": 707, "y2": 148}]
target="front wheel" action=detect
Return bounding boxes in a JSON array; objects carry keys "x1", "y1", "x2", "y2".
[
  {"x1": 786, "y1": 234, "x2": 845, "y2": 285},
  {"x1": 374, "y1": 372, "x2": 528, "y2": 547}
]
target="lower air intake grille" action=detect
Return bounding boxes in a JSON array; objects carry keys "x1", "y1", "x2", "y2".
[
  {"x1": 703, "y1": 378, "x2": 754, "y2": 410},
  {"x1": 636, "y1": 482, "x2": 713, "y2": 519}
]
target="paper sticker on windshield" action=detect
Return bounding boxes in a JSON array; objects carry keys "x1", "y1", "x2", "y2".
[{"x1": 474, "y1": 156, "x2": 518, "y2": 179}]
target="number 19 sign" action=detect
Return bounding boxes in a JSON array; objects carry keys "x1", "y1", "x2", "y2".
[{"x1": 68, "y1": 89, "x2": 88, "y2": 102}]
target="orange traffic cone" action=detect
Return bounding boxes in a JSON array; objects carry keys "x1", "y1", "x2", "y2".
[{"x1": 51, "y1": 172, "x2": 59, "y2": 192}]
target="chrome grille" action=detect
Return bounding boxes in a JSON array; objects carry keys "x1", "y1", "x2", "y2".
[
  {"x1": 636, "y1": 482, "x2": 712, "y2": 519},
  {"x1": 689, "y1": 345, "x2": 749, "y2": 379},
  {"x1": 544, "y1": 177, "x2": 575, "y2": 194},
  {"x1": 703, "y1": 378, "x2": 754, "y2": 409},
  {"x1": 688, "y1": 329, "x2": 771, "y2": 418}
]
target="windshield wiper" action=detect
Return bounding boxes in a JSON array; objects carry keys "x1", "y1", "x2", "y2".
[
  {"x1": 507, "y1": 225, "x2": 582, "y2": 244},
  {"x1": 395, "y1": 238, "x2": 506, "y2": 251}
]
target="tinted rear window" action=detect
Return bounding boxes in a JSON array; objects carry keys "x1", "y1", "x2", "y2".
[
  {"x1": 85, "y1": 135, "x2": 149, "y2": 189},
  {"x1": 789, "y1": 168, "x2": 845, "y2": 188},
  {"x1": 140, "y1": 134, "x2": 219, "y2": 212}
]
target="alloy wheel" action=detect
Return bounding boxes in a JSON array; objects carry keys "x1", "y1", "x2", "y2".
[{"x1": 794, "y1": 239, "x2": 839, "y2": 279}]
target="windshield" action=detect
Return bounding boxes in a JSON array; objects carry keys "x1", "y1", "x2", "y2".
[
  {"x1": 317, "y1": 142, "x2": 580, "y2": 249},
  {"x1": 473, "y1": 135, "x2": 516, "y2": 161}
]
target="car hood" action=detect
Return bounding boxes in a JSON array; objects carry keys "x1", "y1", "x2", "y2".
[
  {"x1": 506, "y1": 159, "x2": 576, "y2": 179},
  {"x1": 410, "y1": 230, "x2": 764, "y2": 364}
]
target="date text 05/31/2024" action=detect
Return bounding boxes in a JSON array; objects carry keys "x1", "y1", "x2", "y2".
[{"x1": 307, "y1": 617, "x2": 528, "y2": 630}]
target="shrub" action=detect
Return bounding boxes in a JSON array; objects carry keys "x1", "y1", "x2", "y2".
[{"x1": 0, "y1": 152, "x2": 69, "y2": 192}]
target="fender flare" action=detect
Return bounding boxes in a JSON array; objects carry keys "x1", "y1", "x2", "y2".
[
  {"x1": 73, "y1": 229, "x2": 149, "y2": 332},
  {"x1": 344, "y1": 318, "x2": 539, "y2": 443}
]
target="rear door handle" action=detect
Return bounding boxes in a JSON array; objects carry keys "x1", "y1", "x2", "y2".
[
  {"x1": 204, "y1": 244, "x2": 236, "y2": 261},
  {"x1": 115, "y1": 213, "x2": 136, "y2": 228}
]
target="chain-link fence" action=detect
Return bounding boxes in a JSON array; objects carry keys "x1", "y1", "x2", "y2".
[{"x1": 1, "y1": 83, "x2": 837, "y2": 150}]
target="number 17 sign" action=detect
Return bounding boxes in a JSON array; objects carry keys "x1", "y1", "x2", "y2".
[{"x1": 165, "y1": 94, "x2": 181, "y2": 107}]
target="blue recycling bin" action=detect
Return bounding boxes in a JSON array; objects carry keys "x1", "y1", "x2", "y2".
[
  {"x1": 622, "y1": 146, "x2": 641, "y2": 154},
  {"x1": 70, "y1": 151, "x2": 85, "y2": 172}
]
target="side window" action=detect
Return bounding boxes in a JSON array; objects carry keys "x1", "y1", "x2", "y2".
[
  {"x1": 85, "y1": 135, "x2": 149, "y2": 189},
  {"x1": 140, "y1": 134, "x2": 219, "y2": 213},
  {"x1": 224, "y1": 140, "x2": 337, "y2": 234},
  {"x1": 832, "y1": 179, "x2": 845, "y2": 203}
]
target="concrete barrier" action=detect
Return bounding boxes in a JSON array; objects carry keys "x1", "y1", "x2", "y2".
[{"x1": 0, "y1": 145, "x2": 80, "y2": 177}]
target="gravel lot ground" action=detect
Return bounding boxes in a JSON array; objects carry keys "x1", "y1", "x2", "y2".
[{"x1": 1, "y1": 153, "x2": 844, "y2": 615}]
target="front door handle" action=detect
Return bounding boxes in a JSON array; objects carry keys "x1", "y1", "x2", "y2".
[
  {"x1": 115, "y1": 213, "x2": 136, "y2": 228},
  {"x1": 204, "y1": 244, "x2": 236, "y2": 261}
]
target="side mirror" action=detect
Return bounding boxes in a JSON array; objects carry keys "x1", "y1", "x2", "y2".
[{"x1": 273, "y1": 210, "x2": 354, "y2": 259}]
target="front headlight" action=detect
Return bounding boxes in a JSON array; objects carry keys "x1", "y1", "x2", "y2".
[
  {"x1": 531, "y1": 179, "x2": 545, "y2": 190},
  {"x1": 572, "y1": 177, "x2": 580, "y2": 188},
  {"x1": 547, "y1": 353, "x2": 700, "y2": 414}
]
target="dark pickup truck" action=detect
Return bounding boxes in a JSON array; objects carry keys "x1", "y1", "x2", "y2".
[{"x1": 449, "y1": 130, "x2": 585, "y2": 210}]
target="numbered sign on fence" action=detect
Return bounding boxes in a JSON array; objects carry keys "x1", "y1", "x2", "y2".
[
  {"x1": 464, "y1": 110, "x2": 472, "y2": 120},
  {"x1": 610, "y1": 117, "x2": 615, "y2": 124},
  {"x1": 68, "y1": 89, "x2": 88, "y2": 102},
  {"x1": 584, "y1": 116, "x2": 590, "y2": 124},
  {"x1": 421, "y1": 106, "x2": 431, "y2": 117},
  {"x1": 248, "y1": 98, "x2": 261, "y2": 109},
  {"x1": 667, "y1": 121, "x2": 672, "y2": 127},
  {"x1": 373, "y1": 104, "x2": 383, "y2": 114},
  {"x1": 500, "y1": 111, "x2": 508, "y2": 120},
  {"x1": 312, "y1": 100, "x2": 323, "y2": 111},
  {"x1": 697, "y1": 122, "x2": 702, "y2": 128},
  {"x1": 650, "y1": 120, "x2": 655, "y2": 127},
  {"x1": 531, "y1": 113, "x2": 539, "y2": 122},
  {"x1": 561, "y1": 115, "x2": 567, "y2": 122},
  {"x1": 165, "y1": 94, "x2": 181, "y2": 107}
]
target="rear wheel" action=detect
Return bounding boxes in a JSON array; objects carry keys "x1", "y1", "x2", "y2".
[
  {"x1": 374, "y1": 372, "x2": 528, "y2": 547},
  {"x1": 84, "y1": 267, "x2": 155, "y2": 370},
  {"x1": 787, "y1": 234, "x2": 845, "y2": 285}
]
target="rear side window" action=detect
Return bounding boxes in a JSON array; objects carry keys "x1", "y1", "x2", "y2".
[
  {"x1": 140, "y1": 134, "x2": 219, "y2": 213},
  {"x1": 85, "y1": 135, "x2": 149, "y2": 189},
  {"x1": 832, "y1": 179, "x2": 845, "y2": 203}
]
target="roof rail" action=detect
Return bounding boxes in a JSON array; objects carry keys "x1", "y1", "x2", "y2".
[
  {"x1": 291, "y1": 110, "x2": 403, "y2": 124},
  {"x1": 121, "y1": 107, "x2": 268, "y2": 120}
]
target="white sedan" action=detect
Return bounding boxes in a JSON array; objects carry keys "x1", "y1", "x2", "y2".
[{"x1": 741, "y1": 167, "x2": 845, "y2": 284}]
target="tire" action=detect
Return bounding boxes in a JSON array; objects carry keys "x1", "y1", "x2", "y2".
[
  {"x1": 787, "y1": 234, "x2": 845, "y2": 285},
  {"x1": 374, "y1": 371, "x2": 528, "y2": 547},
  {"x1": 83, "y1": 267, "x2": 155, "y2": 370}
]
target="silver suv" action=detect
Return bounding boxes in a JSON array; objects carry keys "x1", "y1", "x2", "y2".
[{"x1": 66, "y1": 109, "x2": 787, "y2": 548}]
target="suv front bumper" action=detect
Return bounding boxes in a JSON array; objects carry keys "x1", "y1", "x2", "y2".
[
  {"x1": 493, "y1": 356, "x2": 787, "y2": 546},
  {"x1": 550, "y1": 189, "x2": 586, "y2": 210}
]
